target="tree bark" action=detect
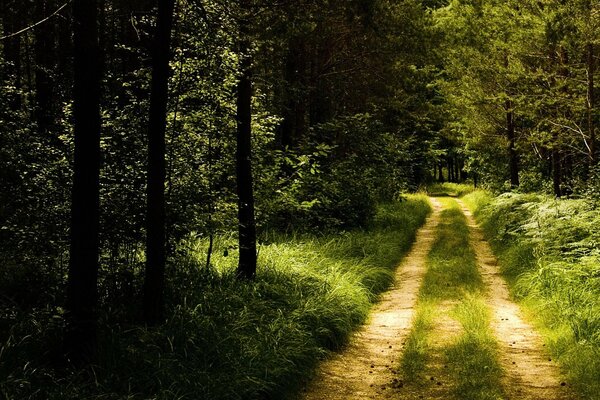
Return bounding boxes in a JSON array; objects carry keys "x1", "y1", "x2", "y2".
[
  {"x1": 33, "y1": 0, "x2": 56, "y2": 138},
  {"x1": 2, "y1": 0, "x2": 23, "y2": 110},
  {"x1": 506, "y1": 98, "x2": 519, "y2": 187},
  {"x1": 143, "y1": 0, "x2": 176, "y2": 325},
  {"x1": 552, "y1": 132, "x2": 562, "y2": 197},
  {"x1": 65, "y1": 0, "x2": 102, "y2": 363},
  {"x1": 236, "y1": 0, "x2": 257, "y2": 280},
  {"x1": 588, "y1": 43, "x2": 596, "y2": 167}
]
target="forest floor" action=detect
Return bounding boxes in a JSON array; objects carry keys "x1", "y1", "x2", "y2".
[{"x1": 299, "y1": 197, "x2": 575, "y2": 400}]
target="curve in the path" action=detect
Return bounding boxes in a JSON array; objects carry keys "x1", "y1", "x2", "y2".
[
  {"x1": 457, "y1": 199, "x2": 575, "y2": 400},
  {"x1": 300, "y1": 198, "x2": 443, "y2": 400}
]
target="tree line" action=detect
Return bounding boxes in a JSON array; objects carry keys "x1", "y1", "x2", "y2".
[
  {"x1": 0, "y1": 0, "x2": 443, "y2": 363},
  {"x1": 436, "y1": 0, "x2": 599, "y2": 195}
]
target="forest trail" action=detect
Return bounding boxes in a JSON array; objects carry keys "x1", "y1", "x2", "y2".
[
  {"x1": 300, "y1": 198, "x2": 444, "y2": 400},
  {"x1": 301, "y1": 197, "x2": 576, "y2": 400},
  {"x1": 457, "y1": 199, "x2": 575, "y2": 400}
]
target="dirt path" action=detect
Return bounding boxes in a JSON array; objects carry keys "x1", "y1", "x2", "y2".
[
  {"x1": 300, "y1": 198, "x2": 443, "y2": 400},
  {"x1": 301, "y1": 197, "x2": 576, "y2": 400},
  {"x1": 457, "y1": 199, "x2": 575, "y2": 400}
]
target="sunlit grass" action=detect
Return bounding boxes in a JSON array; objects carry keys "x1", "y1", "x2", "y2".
[
  {"x1": 400, "y1": 301, "x2": 436, "y2": 382},
  {"x1": 397, "y1": 197, "x2": 502, "y2": 399},
  {"x1": 462, "y1": 190, "x2": 600, "y2": 399},
  {"x1": 420, "y1": 198, "x2": 483, "y2": 300},
  {"x1": 426, "y1": 182, "x2": 477, "y2": 197},
  {"x1": 445, "y1": 296, "x2": 504, "y2": 400},
  {"x1": 0, "y1": 196, "x2": 432, "y2": 400}
]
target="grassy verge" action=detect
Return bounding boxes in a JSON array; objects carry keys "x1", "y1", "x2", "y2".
[
  {"x1": 0, "y1": 195, "x2": 431, "y2": 400},
  {"x1": 425, "y1": 182, "x2": 477, "y2": 198},
  {"x1": 397, "y1": 198, "x2": 503, "y2": 399},
  {"x1": 463, "y1": 190, "x2": 600, "y2": 400},
  {"x1": 445, "y1": 296, "x2": 504, "y2": 400}
]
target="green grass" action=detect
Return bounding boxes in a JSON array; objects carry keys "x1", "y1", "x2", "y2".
[
  {"x1": 397, "y1": 197, "x2": 503, "y2": 399},
  {"x1": 420, "y1": 198, "x2": 483, "y2": 300},
  {"x1": 425, "y1": 182, "x2": 477, "y2": 198},
  {"x1": 445, "y1": 296, "x2": 504, "y2": 400},
  {"x1": 399, "y1": 301, "x2": 436, "y2": 381},
  {"x1": 463, "y1": 190, "x2": 600, "y2": 400},
  {"x1": 0, "y1": 195, "x2": 431, "y2": 400}
]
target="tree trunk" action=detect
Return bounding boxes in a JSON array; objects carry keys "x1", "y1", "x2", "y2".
[
  {"x1": 143, "y1": 0, "x2": 176, "y2": 326},
  {"x1": 588, "y1": 43, "x2": 596, "y2": 167},
  {"x1": 506, "y1": 98, "x2": 519, "y2": 187},
  {"x1": 438, "y1": 162, "x2": 444, "y2": 183},
  {"x1": 279, "y1": 37, "x2": 307, "y2": 149},
  {"x1": 552, "y1": 132, "x2": 562, "y2": 197},
  {"x1": 33, "y1": 0, "x2": 56, "y2": 138},
  {"x1": 2, "y1": 0, "x2": 23, "y2": 110},
  {"x1": 65, "y1": 0, "x2": 102, "y2": 363},
  {"x1": 236, "y1": 0, "x2": 257, "y2": 280}
]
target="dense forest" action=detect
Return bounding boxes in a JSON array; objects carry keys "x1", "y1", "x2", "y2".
[{"x1": 0, "y1": 0, "x2": 598, "y2": 399}]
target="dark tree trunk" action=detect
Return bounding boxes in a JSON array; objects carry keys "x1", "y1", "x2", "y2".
[
  {"x1": 143, "y1": 0, "x2": 176, "y2": 326},
  {"x1": 454, "y1": 158, "x2": 460, "y2": 183},
  {"x1": 33, "y1": 0, "x2": 56, "y2": 138},
  {"x1": 506, "y1": 98, "x2": 519, "y2": 188},
  {"x1": 236, "y1": 0, "x2": 257, "y2": 280},
  {"x1": 279, "y1": 37, "x2": 307, "y2": 149},
  {"x1": 438, "y1": 162, "x2": 444, "y2": 183},
  {"x1": 65, "y1": 0, "x2": 102, "y2": 363},
  {"x1": 2, "y1": 0, "x2": 23, "y2": 110},
  {"x1": 588, "y1": 43, "x2": 596, "y2": 167}
]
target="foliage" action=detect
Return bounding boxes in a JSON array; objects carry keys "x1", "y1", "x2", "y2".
[
  {"x1": 464, "y1": 190, "x2": 600, "y2": 399},
  {"x1": 0, "y1": 197, "x2": 431, "y2": 399}
]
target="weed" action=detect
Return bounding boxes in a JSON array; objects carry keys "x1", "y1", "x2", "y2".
[
  {"x1": 0, "y1": 196, "x2": 431, "y2": 399},
  {"x1": 463, "y1": 190, "x2": 600, "y2": 399}
]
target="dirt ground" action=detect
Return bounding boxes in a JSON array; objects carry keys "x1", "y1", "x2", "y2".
[{"x1": 300, "y1": 198, "x2": 576, "y2": 400}]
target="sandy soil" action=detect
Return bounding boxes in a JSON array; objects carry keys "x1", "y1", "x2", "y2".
[
  {"x1": 299, "y1": 198, "x2": 576, "y2": 400},
  {"x1": 300, "y1": 198, "x2": 443, "y2": 400},
  {"x1": 457, "y1": 199, "x2": 575, "y2": 400}
]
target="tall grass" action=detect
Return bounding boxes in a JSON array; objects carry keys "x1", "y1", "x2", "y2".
[
  {"x1": 420, "y1": 198, "x2": 483, "y2": 300},
  {"x1": 445, "y1": 297, "x2": 504, "y2": 400},
  {"x1": 0, "y1": 195, "x2": 431, "y2": 400},
  {"x1": 398, "y1": 198, "x2": 502, "y2": 399},
  {"x1": 463, "y1": 190, "x2": 600, "y2": 399}
]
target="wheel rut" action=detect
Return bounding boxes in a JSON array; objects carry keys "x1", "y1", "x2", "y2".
[
  {"x1": 457, "y1": 199, "x2": 575, "y2": 400},
  {"x1": 300, "y1": 197, "x2": 577, "y2": 400},
  {"x1": 300, "y1": 198, "x2": 443, "y2": 400}
]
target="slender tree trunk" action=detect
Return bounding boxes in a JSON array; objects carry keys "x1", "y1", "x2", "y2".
[
  {"x1": 506, "y1": 98, "x2": 519, "y2": 187},
  {"x1": 2, "y1": 0, "x2": 23, "y2": 110},
  {"x1": 588, "y1": 43, "x2": 596, "y2": 167},
  {"x1": 236, "y1": 0, "x2": 257, "y2": 280},
  {"x1": 279, "y1": 37, "x2": 307, "y2": 149},
  {"x1": 438, "y1": 162, "x2": 444, "y2": 183},
  {"x1": 454, "y1": 158, "x2": 460, "y2": 183},
  {"x1": 65, "y1": 0, "x2": 102, "y2": 363},
  {"x1": 447, "y1": 157, "x2": 454, "y2": 182},
  {"x1": 552, "y1": 132, "x2": 562, "y2": 197},
  {"x1": 33, "y1": 0, "x2": 55, "y2": 138},
  {"x1": 143, "y1": 0, "x2": 176, "y2": 325}
]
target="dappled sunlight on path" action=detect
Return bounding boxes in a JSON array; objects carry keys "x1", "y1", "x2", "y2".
[
  {"x1": 301, "y1": 198, "x2": 443, "y2": 400},
  {"x1": 458, "y1": 199, "x2": 575, "y2": 400}
]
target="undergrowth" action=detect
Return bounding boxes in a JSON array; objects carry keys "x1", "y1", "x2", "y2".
[
  {"x1": 463, "y1": 190, "x2": 600, "y2": 399},
  {"x1": 425, "y1": 183, "x2": 477, "y2": 198},
  {"x1": 398, "y1": 198, "x2": 502, "y2": 400},
  {"x1": 0, "y1": 195, "x2": 431, "y2": 400}
]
